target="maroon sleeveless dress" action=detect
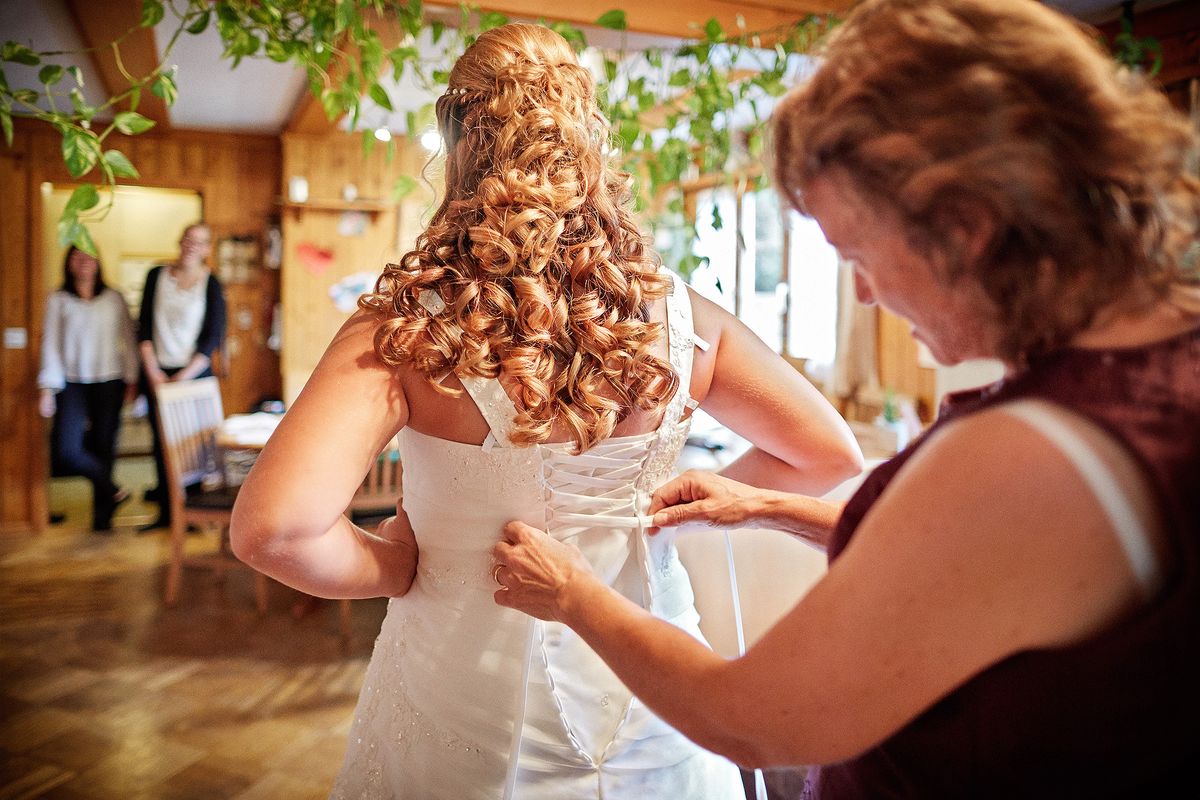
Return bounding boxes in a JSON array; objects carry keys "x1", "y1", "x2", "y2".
[{"x1": 808, "y1": 324, "x2": 1200, "y2": 798}]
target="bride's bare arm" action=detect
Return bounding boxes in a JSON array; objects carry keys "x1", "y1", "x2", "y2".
[
  {"x1": 689, "y1": 288, "x2": 862, "y2": 495},
  {"x1": 230, "y1": 310, "x2": 417, "y2": 599}
]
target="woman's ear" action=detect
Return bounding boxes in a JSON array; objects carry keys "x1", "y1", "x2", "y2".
[{"x1": 936, "y1": 199, "x2": 997, "y2": 283}]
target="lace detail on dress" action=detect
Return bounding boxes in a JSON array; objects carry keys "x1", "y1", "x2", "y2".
[{"x1": 331, "y1": 612, "x2": 487, "y2": 799}]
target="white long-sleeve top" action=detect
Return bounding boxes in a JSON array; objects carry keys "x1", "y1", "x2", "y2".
[{"x1": 38, "y1": 288, "x2": 139, "y2": 391}]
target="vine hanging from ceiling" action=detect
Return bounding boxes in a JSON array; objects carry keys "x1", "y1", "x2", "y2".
[{"x1": 0, "y1": 0, "x2": 1162, "y2": 275}]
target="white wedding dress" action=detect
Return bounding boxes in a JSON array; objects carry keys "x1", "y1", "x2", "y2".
[{"x1": 331, "y1": 273, "x2": 744, "y2": 799}]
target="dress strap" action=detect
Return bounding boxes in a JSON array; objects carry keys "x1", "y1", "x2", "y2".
[
  {"x1": 998, "y1": 399, "x2": 1161, "y2": 598},
  {"x1": 459, "y1": 376, "x2": 520, "y2": 452},
  {"x1": 664, "y1": 271, "x2": 701, "y2": 416}
]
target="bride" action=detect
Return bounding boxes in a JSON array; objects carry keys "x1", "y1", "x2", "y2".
[{"x1": 231, "y1": 22, "x2": 862, "y2": 799}]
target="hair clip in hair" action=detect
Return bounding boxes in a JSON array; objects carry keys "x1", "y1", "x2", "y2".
[{"x1": 444, "y1": 87, "x2": 469, "y2": 96}]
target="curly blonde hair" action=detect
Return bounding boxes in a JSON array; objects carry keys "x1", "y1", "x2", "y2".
[
  {"x1": 772, "y1": 0, "x2": 1200, "y2": 363},
  {"x1": 359, "y1": 23, "x2": 677, "y2": 453}
]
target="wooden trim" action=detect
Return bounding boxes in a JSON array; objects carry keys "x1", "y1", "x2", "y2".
[
  {"x1": 430, "y1": 0, "x2": 851, "y2": 38},
  {"x1": 63, "y1": 0, "x2": 170, "y2": 127}
]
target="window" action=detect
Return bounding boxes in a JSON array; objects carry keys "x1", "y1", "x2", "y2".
[{"x1": 687, "y1": 183, "x2": 839, "y2": 378}]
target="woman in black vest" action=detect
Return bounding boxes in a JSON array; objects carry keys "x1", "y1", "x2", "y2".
[{"x1": 137, "y1": 222, "x2": 226, "y2": 530}]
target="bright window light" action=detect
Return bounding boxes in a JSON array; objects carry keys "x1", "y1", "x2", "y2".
[
  {"x1": 374, "y1": 127, "x2": 392, "y2": 142},
  {"x1": 420, "y1": 129, "x2": 441, "y2": 151}
]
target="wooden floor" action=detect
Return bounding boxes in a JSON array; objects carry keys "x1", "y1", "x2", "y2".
[
  {"x1": 0, "y1": 458, "x2": 387, "y2": 800},
  {"x1": 2, "y1": 455, "x2": 809, "y2": 800}
]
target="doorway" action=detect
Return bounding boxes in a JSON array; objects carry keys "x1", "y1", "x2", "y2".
[{"x1": 40, "y1": 184, "x2": 203, "y2": 531}]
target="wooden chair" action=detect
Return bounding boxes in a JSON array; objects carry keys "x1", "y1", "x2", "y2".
[{"x1": 154, "y1": 376, "x2": 269, "y2": 612}]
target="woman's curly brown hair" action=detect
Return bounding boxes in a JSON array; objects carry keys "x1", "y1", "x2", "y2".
[
  {"x1": 360, "y1": 23, "x2": 677, "y2": 453},
  {"x1": 772, "y1": 0, "x2": 1200, "y2": 364}
]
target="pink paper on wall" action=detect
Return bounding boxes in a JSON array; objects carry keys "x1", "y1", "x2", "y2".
[{"x1": 296, "y1": 242, "x2": 334, "y2": 276}]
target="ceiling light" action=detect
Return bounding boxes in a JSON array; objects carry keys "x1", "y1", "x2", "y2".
[
  {"x1": 374, "y1": 127, "x2": 392, "y2": 142},
  {"x1": 420, "y1": 130, "x2": 441, "y2": 152}
]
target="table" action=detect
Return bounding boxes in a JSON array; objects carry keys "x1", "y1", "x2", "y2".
[{"x1": 217, "y1": 412, "x2": 282, "y2": 486}]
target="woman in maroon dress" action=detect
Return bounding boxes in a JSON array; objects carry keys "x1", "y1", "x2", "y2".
[{"x1": 491, "y1": 1, "x2": 1200, "y2": 796}]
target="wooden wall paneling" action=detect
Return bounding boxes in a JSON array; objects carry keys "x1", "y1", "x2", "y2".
[
  {"x1": 0, "y1": 133, "x2": 44, "y2": 531},
  {"x1": 875, "y1": 308, "x2": 937, "y2": 422},
  {"x1": 2, "y1": 120, "x2": 283, "y2": 532},
  {"x1": 279, "y1": 133, "x2": 438, "y2": 404}
]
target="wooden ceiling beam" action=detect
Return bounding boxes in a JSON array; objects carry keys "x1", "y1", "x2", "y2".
[
  {"x1": 429, "y1": 0, "x2": 851, "y2": 39},
  {"x1": 63, "y1": 0, "x2": 169, "y2": 127}
]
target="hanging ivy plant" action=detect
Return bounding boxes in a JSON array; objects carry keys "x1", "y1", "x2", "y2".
[
  {"x1": 1, "y1": 0, "x2": 836, "y2": 275},
  {"x1": 2, "y1": 0, "x2": 1158, "y2": 276}
]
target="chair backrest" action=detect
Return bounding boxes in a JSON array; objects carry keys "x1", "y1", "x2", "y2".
[
  {"x1": 154, "y1": 377, "x2": 225, "y2": 492},
  {"x1": 348, "y1": 437, "x2": 402, "y2": 521}
]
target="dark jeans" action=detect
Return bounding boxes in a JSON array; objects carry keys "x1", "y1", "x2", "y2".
[
  {"x1": 142, "y1": 366, "x2": 213, "y2": 519},
  {"x1": 51, "y1": 380, "x2": 125, "y2": 528}
]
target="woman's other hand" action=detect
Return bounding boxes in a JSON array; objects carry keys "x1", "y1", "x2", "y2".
[
  {"x1": 493, "y1": 521, "x2": 598, "y2": 622},
  {"x1": 38, "y1": 389, "x2": 56, "y2": 419},
  {"x1": 648, "y1": 470, "x2": 765, "y2": 532},
  {"x1": 146, "y1": 367, "x2": 168, "y2": 388}
]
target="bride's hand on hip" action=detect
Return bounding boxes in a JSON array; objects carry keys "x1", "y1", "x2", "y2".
[{"x1": 493, "y1": 521, "x2": 596, "y2": 622}]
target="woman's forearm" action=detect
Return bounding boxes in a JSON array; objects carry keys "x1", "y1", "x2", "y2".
[
  {"x1": 233, "y1": 513, "x2": 417, "y2": 599},
  {"x1": 174, "y1": 353, "x2": 211, "y2": 381},
  {"x1": 757, "y1": 491, "x2": 845, "y2": 549}
]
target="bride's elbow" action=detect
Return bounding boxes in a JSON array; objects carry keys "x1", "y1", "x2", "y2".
[{"x1": 229, "y1": 498, "x2": 296, "y2": 570}]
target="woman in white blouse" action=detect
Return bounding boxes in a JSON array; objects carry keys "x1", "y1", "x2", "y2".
[
  {"x1": 38, "y1": 246, "x2": 139, "y2": 532},
  {"x1": 135, "y1": 223, "x2": 226, "y2": 530}
]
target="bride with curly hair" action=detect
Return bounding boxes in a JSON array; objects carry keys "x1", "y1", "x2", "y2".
[{"x1": 231, "y1": 22, "x2": 862, "y2": 799}]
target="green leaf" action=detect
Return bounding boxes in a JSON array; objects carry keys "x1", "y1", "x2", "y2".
[
  {"x1": 335, "y1": 0, "x2": 355, "y2": 33},
  {"x1": 64, "y1": 183, "x2": 100, "y2": 215},
  {"x1": 320, "y1": 88, "x2": 343, "y2": 120},
  {"x1": 369, "y1": 83, "x2": 393, "y2": 112},
  {"x1": 185, "y1": 9, "x2": 210, "y2": 35},
  {"x1": 113, "y1": 110, "x2": 155, "y2": 134},
  {"x1": 2, "y1": 42, "x2": 40, "y2": 66},
  {"x1": 596, "y1": 10, "x2": 627, "y2": 31},
  {"x1": 704, "y1": 18, "x2": 723, "y2": 42},
  {"x1": 140, "y1": 0, "x2": 165, "y2": 28},
  {"x1": 264, "y1": 39, "x2": 288, "y2": 62},
  {"x1": 604, "y1": 58, "x2": 617, "y2": 83},
  {"x1": 66, "y1": 65, "x2": 82, "y2": 86},
  {"x1": 479, "y1": 11, "x2": 508, "y2": 31},
  {"x1": 62, "y1": 128, "x2": 101, "y2": 177},
  {"x1": 71, "y1": 221, "x2": 98, "y2": 256},
  {"x1": 102, "y1": 149, "x2": 139, "y2": 179},
  {"x1": 361, "y1": 128, "x2": 377, "y2": 158},
  {"x1": 392, "y1": 175, "x2": 417, "y2": 201},
  {"x1": 431, "y1": 20, "x2": 445, "y2": 44},
  {"x1": 0, "y1": 68, "x2": 7, "y2": 92},
  {"x1": 38, "y1": 65, "x2": 64, "y2": 85},
  {"x1": 668, "y1": 68, "x2": 690, "y2": 87},
  {"x1": 12, "y1": 88, "x2": 37, "y2": 104},
  {"x1": 69, "y1": 87, "x2": 94, "y2": 119},
  {"x1": 150, "y1": 73, "x2": 177, "y2": 105},
  {"x1": 0, "y1": 108, "x2": 12, "y2": 148}
]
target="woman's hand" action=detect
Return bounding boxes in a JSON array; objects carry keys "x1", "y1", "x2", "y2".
[
  {"x1": 146, "y1": 367, "x2": 168, "y2": 388},
  {"x1": 648, "y1": 470, "x2": 768, "y2": 531},
  {"x1": 373, "y1": 508, "x2": 419, "y2": 597},
  {"x1": 492, "y1": 521, "x2": 598, "y2": 622},
  {"x1": 38, "y1": 389, "x2": 56, "y2": 419}
]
